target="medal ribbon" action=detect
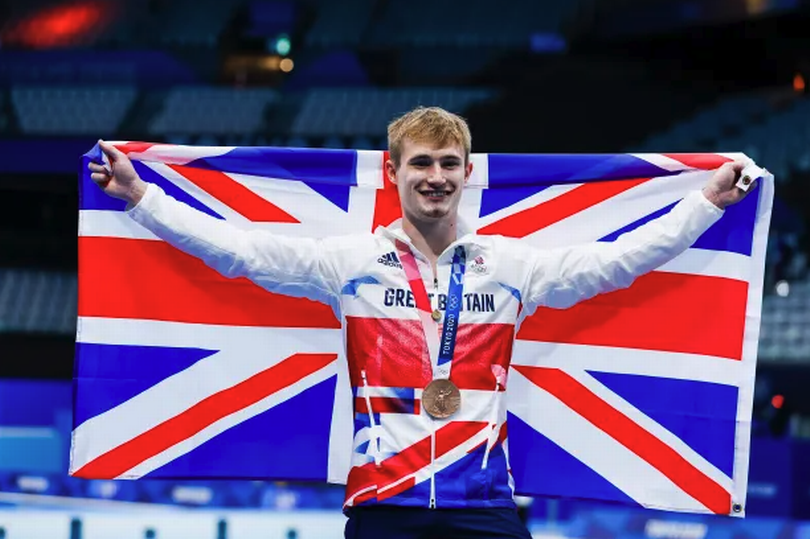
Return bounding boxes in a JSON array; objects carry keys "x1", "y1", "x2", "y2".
[{"x1": 394, "y1": 241, "x2": 466, "y2": 380}]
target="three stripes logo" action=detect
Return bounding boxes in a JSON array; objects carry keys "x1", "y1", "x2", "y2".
[{"x1": 377, "y1": 251, "x2": 402, "y2": 269}]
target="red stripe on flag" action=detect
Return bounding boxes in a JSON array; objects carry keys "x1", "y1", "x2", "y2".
[
  {"x1": 478, "y1": 178, "x2": 650, "y2": 238},
  {"x1": 514, "y1": 365, "x2": 732, "y2": 514},
  {"x1": 345, "y1": 421, "x2": 488, "y2": 504},
  {"x1": 372, "y1": 152, "x2": 402, "y2": 230},
  {"x1": 167, "y1": 164, "x2": 300, "y2": 223},
  {"x1": 517, "y1": 271, "x2": 747, "y2": 360},
  {"x1": 73, "y1": 353, "x2": 337, "y2": 479},
  {"x1": 663, "y1": 154, "x2": 732, "y2": 170},
  {"x1": 115, "y1": 142, "x2": 158, "y2": 155},
  {"x1": 79, "y1": 237, "x2": 340, "y2": 328}
]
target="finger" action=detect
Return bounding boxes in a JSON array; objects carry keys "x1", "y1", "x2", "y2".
[
  {"x1": 730, "y1": 160, "x2": 747, "y2": 173},
  {"x1": 719, "y1": 161, "x2": 745, "y2": 174},
  {"x1": 88, "y1": 162, "x2": 107, "y2": 173},
  {"x1": 98, "y1": 140, "x2": 124, "y2": 162},
  {"x1": 90, "y1": 172, "x2": 111, "y2": 184}
]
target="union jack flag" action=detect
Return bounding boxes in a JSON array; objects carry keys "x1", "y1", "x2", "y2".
[{"x1": 71, "y1": 143, "x2": 772, "y2": 516}]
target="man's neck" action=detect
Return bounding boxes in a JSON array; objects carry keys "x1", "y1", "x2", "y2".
[{"x1": 402, "y1": 215, "x2": 458, "y2": 270}]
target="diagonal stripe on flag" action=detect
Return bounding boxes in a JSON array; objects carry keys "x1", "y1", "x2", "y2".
[
  {"x1": 73, "y1": 353, "x2": 337, "y2": 479},
  {"x1": 167, "y1": 164, "x2": 300, "y2": 223},
  {"x1": 662, "y1": 154, "x2": 732, "y2": 171},
  {"x1": 477, "y1": 178, "x2": 650, "y2": 238},
  {"x1": 513, "y1": 365, "x2": 732, "y2": 514}
]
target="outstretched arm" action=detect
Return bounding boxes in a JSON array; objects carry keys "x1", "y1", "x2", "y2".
[
  {"x1": 522, "y1": 161, "x2": 755, "y2": 311},
  {"x1": 88, "y1": 141, "x2": 342, "y2": 305}
]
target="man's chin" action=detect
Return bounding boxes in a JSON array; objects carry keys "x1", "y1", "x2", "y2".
[{"x1": 417, "y1": 207, "x2": 450, "y2": 220}]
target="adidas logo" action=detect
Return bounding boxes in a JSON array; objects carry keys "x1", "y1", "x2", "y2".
[{"x1": 377, "y1": 251, "x2": 402, "y2": 268}]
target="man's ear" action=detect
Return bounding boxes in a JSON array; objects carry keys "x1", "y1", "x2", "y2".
[
  {"x1": 385, "y1": 159, "x2": 398, "y2": 185},
  {"x1": 464, "y1": 160, "x2": 474, "y2": 185}
]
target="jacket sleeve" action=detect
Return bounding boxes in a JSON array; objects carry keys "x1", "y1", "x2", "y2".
[
  {"x1": 522, "y1": 190, "x2": 725, "y2": 312},
  {"x1": 127, "y1": 183, "x2": 343, "y2": 307}
]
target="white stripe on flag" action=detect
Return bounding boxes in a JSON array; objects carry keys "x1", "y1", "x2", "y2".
[
  {"x1": 466, "y1": 154, "x2": 490, "y2": 189},
  {"x1": 80, "y1": 210, "x2": 160, "y2": 240},
  {"x1": 355, "y1": 150, "x2": 384, "y2": 188},
  {"x1": 77, "y1": 317, "x2": 342, "y2": 350},
  {"x1": 124, "y1": 143, "x2": 235, "y2": 166},
  {"x1": 510, "y1": 340, "x2": 748, "y2": 387},
  {"x1": 630, "y1": 153, "x2": 695, "y2": 172}
]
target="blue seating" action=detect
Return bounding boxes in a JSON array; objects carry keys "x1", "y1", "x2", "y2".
[
  {"x1": 11, "y1": 86, "x2": 137, "y2": 136},
  {"x1": 291, "y1": 88, "x2": 495, "y2": 136},
  {"x1": 149, "y1": 87, "x2": 279, "y2": 136},
  {"x1": 0, "y1": 269, "x2": 76, "y2": 334}
]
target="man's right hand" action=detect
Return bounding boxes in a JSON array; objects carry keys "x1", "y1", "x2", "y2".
[{"x1": 88, "y1": 140, "x2": 148, "y2": 206}]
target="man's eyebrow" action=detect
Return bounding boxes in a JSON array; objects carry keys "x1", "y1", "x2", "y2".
[{"x1": 407, "y1": 154, "x2": 462, "y2": 163}]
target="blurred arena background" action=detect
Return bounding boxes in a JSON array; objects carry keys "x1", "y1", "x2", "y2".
[{"x1": 0, "y1": 0, "x2": 809, "y2": 537}]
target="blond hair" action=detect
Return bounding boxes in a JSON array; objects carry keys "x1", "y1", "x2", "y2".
[{"x1": 387, "y1": 106, "x2": 472, "y2": 167}]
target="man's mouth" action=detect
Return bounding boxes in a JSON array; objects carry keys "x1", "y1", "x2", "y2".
[{"x1": 418, "y1": 190, "x2": 452, "y2": 199}]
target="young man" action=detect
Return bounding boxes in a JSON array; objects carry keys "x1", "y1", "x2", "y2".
[{"x1": 89, "y1": 107, "x2": 754, "y2": 539}]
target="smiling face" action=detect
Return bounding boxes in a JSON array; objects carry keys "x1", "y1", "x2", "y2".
[
  {"x1": 385, "y1": 107, "x2": 474, "y2": 229},
  {"x1": 386, "y1": 138, "x2": 473, "y2": 225}
]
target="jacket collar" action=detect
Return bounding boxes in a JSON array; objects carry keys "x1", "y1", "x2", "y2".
[{"x1": 374, "y1": 217, "x2": 476, "y2": 262}]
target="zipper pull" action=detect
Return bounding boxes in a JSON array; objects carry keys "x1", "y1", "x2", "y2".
[{"x1": 430, "y1": 497, "x2": 436, "y2": 509}]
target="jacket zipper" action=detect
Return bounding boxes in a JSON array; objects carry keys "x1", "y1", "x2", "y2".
[
  {"x1": 429, "y1": 428, "x2": 437, "y2": 508},
  {"x1": 429, "y1": 274, "x2": 439, "y2": 509}
]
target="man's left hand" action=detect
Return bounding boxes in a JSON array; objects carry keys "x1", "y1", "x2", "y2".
[{"x1": 702, "y1": 160, "x2": 758, "y2": 210}]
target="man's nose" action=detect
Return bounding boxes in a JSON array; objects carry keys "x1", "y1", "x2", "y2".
[{"x1": 426, "y1": 164, "x2": 444, "y2": 183}]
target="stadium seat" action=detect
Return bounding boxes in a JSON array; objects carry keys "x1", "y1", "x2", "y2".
[
  {"x1": 0, "y1": 269, "x2": 76, "y2": 334},
  {"x1": 148, "y1": 87, "x2": 279, "y2": 136},
  {"x1": 290, "y1": 88, "x2": 495, "y2": 136},
  {"x1": 11, "y1": 86, "x2": 137, "y2": 136}
]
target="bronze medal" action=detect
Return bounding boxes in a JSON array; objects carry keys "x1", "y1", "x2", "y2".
[
  {"x1": 431, "y1": 309, "x2": 442, "y2": 322},
  {"x1": 422, "y1": 379, "x2": 461, "y2": 419}
]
